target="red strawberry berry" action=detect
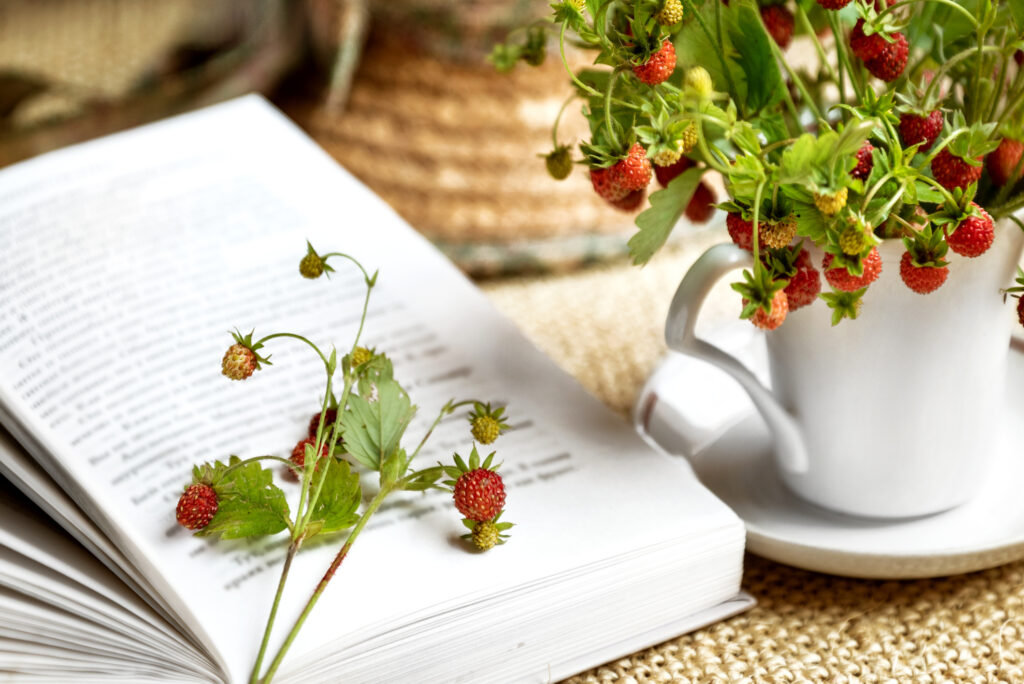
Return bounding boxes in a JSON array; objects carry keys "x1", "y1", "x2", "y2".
[
  {"x1": 1017, "y1": 50, "x2": 1023, "y2": 67},
  {"x1": 308, "y1": 409, "x2": 338, "y2": 438},
  {"x1": 655, "y1": 156, "x2": 693, "y2": 187},
  {"x1": 726, "y1": 212, "x2": 754, "y2": 251},
  {"x1": 287, "y1": 437, "x2": 330, "y2": 480},
  {"x1": 898, "y1": 110, "x2": 943, "y2": 151},
  {"x1": 610, "y1": 188, "x2": 647, "y2": 212},
  {"x1": 222, "y1": 344, "x2": 257, "y2": 381},
  {"x1": 685, "y1": 182, "x2": 716, "y2": 223},
  {"x1": 899, "y1": 251, "x2": 948, "y2": 294},
  {"x1": 176, "y1": 484, "x2": 218, "y2": 530},
  {"x1": 849, "y1": 20, "x2": 888, "y2": 61},
  {"x1": 931, "y1": 148, "x2": 983, "y2": 190},
  {"x1": 590, "y1": 167, "x2": 630, "y2": 202},
  {"x1": 453, "y1": 469, "x2": 506, "y2": 522},
  {"x1": 632, "y1": 40, "x2": 676, "y2": 85},
  {"x1": 987, "y1": 138, "x2": 1024, "y2": 187},
  {"x1": 610, "y1": 143, "x2": 653, "y2": 192},
  {"x1": 746, "y1": 290, "x2": 789, "y2": 331},
  {"x1": 851, "y1": 142, "x2": 874, "y2": 181},
  {"x1": 823, "y1": 247, "x2": 883, "y2": 292},
  {"x1": 1018, "y1": 297, "x2": 1024, "y2": 328},
  {"x1": 784, "y1": 250, "x2": 822, "y2": 311},
  {"x1": 945, "y1": 204, "x2": 994, "y2": 258},
  {"x1": 864, "y1": 32, "x2": 908, "y2": 82},
  {"x1": 761, "y1": 5, "x2": 794, "y2": 49},
  {"x1": 817, "y1": 0, "x2": 852, "y2": 9}
]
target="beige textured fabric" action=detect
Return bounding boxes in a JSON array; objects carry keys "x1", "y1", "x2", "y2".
[{"x1": 483, "y1": 248, "x2": 1024, "y2": 684}]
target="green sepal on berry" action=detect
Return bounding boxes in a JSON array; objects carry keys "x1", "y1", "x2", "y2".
[
  {"x1": 902, "y1": 224, "x2": 949, "y2": 268},
  {"x1": 944, "y1": 116, "x2": 999, "y2": 160},
  {"x1": 731, "y1": 267, "x2": 788, "y2": 321},
  {"x1": 442, "y1": 445, "x2": 501, "y2": 484},
  {"x1": 299, "y1": 241, "x2": 335, "y2": 280},
  {"x1": 926, "y1": 186, "x2": 981, "y2": 230},
  {"x1": 468, "y1": 402, "x2": 511, "y2": 444},
  {"x1": 552, "y1": 0, "x2": 587, "y2": 28},
  {"x1": 820, "y1": 288, "x2": 866, "y2": 326},
  {"x1": 222, "y1": 329, "x2": 272, "y2": 380}
]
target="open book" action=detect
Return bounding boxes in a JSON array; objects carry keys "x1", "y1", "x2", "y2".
[{"x1": 0, "y1": 96, "x2": 750, "y2": 683}]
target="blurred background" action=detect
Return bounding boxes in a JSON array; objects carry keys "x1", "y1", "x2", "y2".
[{"x1": 0, "y1": 0, "x2": 707, "y2": 276}]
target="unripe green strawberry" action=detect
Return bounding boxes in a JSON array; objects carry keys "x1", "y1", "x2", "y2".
[
  {"x1": 839, "y1": 224, "x2": 867, "y2": 255},
  {"x1": 468, "y1": 402, "x2": 510, "y2": 444},
  {"x1": 471, "y1": 415, "x2": 502, "y2": 444},
  {"x1": 299, "y1": 252, "x2": 324, "y2": 279},
  {"x1": 176, "y1": 484, "x2": 218, "y2": 531},
  {"x1": 679, "y1": 121, "x2": 698, "y2": 153},
  {"x1": 222, "y1": 344, "x2": 257, "y2": 381},
  {"x1": 762, "y1": 216, "x2": 797, "y2": 249},
  {"x1": 814, "y1": 188, "x2": 848, "y2": 216},
  {"x1": 351, "y1": 346, "x2": 373, "y2": 367},
  {"x1": 652, "y1": 143, "x2": 683, "y2": 168},
  {"x1": 656, "y1": 0, "x2": 684, "y2": 25},
  {"x1": 684, "y1": 66, "x2": 714, "y2": 99},
  {"x1": 545, "y1": 146, "x2": 573, "y2": 180},
  {"x1": 471, "y1": 520, "x2": 500, "y2": 550}
]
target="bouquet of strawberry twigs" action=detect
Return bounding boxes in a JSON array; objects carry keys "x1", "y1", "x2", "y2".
[{"x1": 493, "y1": 0, "x2": 1024, "y2": 329}]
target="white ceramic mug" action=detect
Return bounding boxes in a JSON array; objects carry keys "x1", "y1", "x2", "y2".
[{"x1": 666, "y1": 217, "x2": 1024, "y2": 518}]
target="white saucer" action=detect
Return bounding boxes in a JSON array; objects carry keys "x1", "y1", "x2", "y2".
[{"x1": 636, "y1": 332, "x2": 1024, "y2": 579}]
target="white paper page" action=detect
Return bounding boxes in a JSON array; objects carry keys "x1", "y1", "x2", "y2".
[{"x1": 0, "y1": 96, "x2": 742, "y2": 683}]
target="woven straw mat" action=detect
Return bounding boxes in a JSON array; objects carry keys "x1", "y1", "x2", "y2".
[{"x1": 483, "y1": 241, "x2": 1024, "y2": 684}]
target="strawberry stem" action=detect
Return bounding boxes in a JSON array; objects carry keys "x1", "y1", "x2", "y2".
[
  {"x1": 257, "y1": 486, "x2": 392, "y2": 684},
  {"x1": 257, "y1": 333, "x2": 329, "y2": 368},
  {"x1": 248, "y1": 539, "x2": 300, "y2": 684}
]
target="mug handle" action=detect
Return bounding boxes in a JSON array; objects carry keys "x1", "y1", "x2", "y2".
[{"x1": 665, "y1": 243, "x2": 809, "y2": 473}]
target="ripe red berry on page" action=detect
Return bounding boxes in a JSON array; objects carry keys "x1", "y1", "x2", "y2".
[
  {"x1": 453, "y1": 469, "x2": 506, "y2": 522},
  {"x1": 176, "y1": 484, "x2": 218, "y2": 531}
]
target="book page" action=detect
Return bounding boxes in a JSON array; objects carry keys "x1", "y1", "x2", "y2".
[{"x1": 0, "y1": 96, "x2": 741, "y2": 682}]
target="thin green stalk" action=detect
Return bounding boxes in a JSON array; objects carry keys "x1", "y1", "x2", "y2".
[
  {"x1": 407, "y1": 400, "x2": 475, "y2": 465},
  {"x1": 752, "y1": 182, "x2": 766, "y2": 266},
  {"x1": 248, "y1": 541, "x2": 300, "y2": 684},
  {"x1": 559, "y1": 23, "x2": 602, "y2": 98},
  {"x1": 293, "y1": 372, "x2": 334, "y2": 529},
  {"x1": 876, "y1": 0, "x2": 978, "y2": 27},
  {"x1": 258, "y1": 486, "x2": 392, "y2": 684},
  {"x1": 767, "y1": 32, "x2": 824, "y2": 127},
  {"x1": 604, "y1": 69, "x2": 622, "y2": 149},
  {"x1": 796, "y1": 5, "x2": 839, "y2": 95},
  {"x1": 551, "y1": 94, "x2": 576, "y2": 148},
  {"x1": 257, "y1": 333, "x2": 329, "y2": 368},
  {"x1": 922, "y1": 45, "x2": 1001, "y2": 105},
  {"x1": 694, "y1": 104, "x2": 732, "y2": 174},
  {"x1": 828, "y1": 12, "x2": 863, "y2": 103}
]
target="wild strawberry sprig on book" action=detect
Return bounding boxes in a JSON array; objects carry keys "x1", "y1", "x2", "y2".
[
  {"x1": 174, "y1": 243, "x2": 514, "y2": 684},
  {"x1": 493, "y1": 0, "x2": 1024, "y2": 328}
]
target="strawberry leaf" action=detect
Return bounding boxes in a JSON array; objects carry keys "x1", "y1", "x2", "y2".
[
  {"x1": 341, "y1": 379, "x2": 416, "y2": 470},
  {"x1": 198, "y1": 457, "x2": 290, "y2": 539},
  {"x1": 726, "y1": 0, "x2": 785, "y2": 113},
  {"x1": 628, "y1": 166, "x2": 705, "y2": 264},
  {"x1": 307, "y1": 459, "x2": 361, "y2": 536}
]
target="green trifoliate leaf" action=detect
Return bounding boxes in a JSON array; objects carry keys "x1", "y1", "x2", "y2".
[
  {"x1": 197, "y1": 457, "x2": 290, "y2": 539},
  {"x1": 341, "y1": 379, "x2": 416, "y2": 471},
  {"x1": 307, "y1": 459, "x2": 361, "y2": 536},
  {"x1": 628, "y1": 166, "x2": 705, "y2": 264}
]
